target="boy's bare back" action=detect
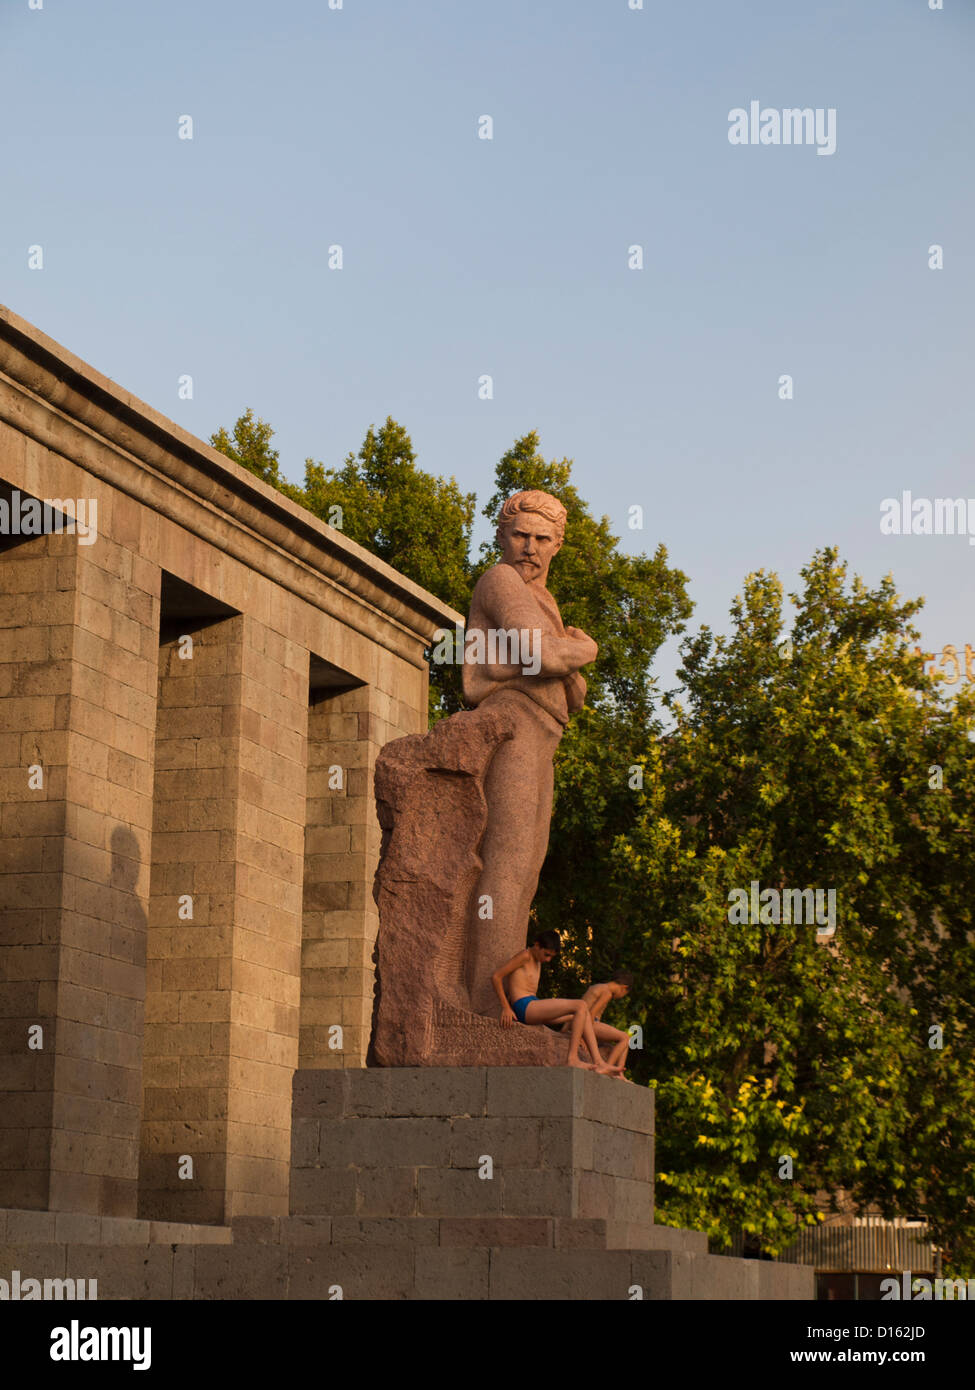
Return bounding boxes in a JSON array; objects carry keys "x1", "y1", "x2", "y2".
[{"x1": 582, "y1": 982, "x2": 613, "y2": 1020}]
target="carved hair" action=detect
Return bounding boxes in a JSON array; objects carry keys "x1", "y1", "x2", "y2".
[{"x1": 496, "y1": 489, "x2": 567, "y2": 540}]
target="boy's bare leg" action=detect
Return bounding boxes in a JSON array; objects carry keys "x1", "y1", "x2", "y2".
[
  {"x1": 580, "y1": 1013, "x2": 624, "y2": 1075},
  {"x1": 606, "y1": 1034, "x2": 632, "y2": 1078},
  {"x1": 591, "y1": 1024, "x2": 631, "y2": 1074},
  {"x1": 551, "y1": 1019, "x2": 630, "y2": 1074},
  {"x1": 522, "y1": 1001, "x2": 623, "y2": 1074},
  {"x1": 569, "y1": 1016, "x2": 627, "y2": 1073},
  {"x1": 522, "y1": 1000, "x2": 596, "y2": 1069}
]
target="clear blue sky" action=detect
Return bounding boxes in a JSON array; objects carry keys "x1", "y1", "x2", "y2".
[{"x1": 3, "y1": 0, "x2": 973, "y2": 695}]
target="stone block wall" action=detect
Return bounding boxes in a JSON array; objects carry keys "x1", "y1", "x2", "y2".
[
  {"x1": 0, "y1": 303, "x2": 457, "y2": 1223},
  {"x1": 0, "y1": 1199, "x2": 815, "y2": 1298},
  {"x1": 299, "y1": 682, "x2": 420, "y2": 1072},
  {"x1": 0, "y1": 500, "x2": 160, "y2": 1217},
  {"x1": 140, "y1": 614, "x2": 310, "y2": 1224},
  {"x1": 290, "y1": 1067, "x2": 655, "y2": 1230}
]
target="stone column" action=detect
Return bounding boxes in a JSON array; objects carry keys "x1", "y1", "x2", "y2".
[
  {"x1": 300, "y1": 679, "x2": 422, "y2": 1070},
  {"x1": 140, "y1": 613, "x2": 308, "y2": 1224},
  {"x1": 0, "y1": 527, "x2": 160, "y2": 1214}
]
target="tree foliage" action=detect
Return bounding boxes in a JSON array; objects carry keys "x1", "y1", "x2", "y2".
[
  {"x1": 611, "y1": 551, "x2": 975, "y2": 1266},
  {"x1": 212, "y1": 411, "x2": 476, "y2": 718},
  {"x1": 210, "y1": 407, "x2": 304, "y2": 504}
]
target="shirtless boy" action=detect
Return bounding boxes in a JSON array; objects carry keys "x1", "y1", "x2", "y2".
[
  {"x1": 491, "y1": 931, "x2": 623, "y2": 1075},
  {"x1": 556, "y1": 971, "x2": 633, "y2": 1072}
]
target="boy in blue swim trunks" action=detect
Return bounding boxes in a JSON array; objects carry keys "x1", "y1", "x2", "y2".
[{"x1": 491, "y1": 930, "x2": 623, "y2": 1075}]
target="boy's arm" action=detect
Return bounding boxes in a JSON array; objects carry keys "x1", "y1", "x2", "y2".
[
  {"x1": 588, "y1": 985, "x2": 614, "y2": 1023},
  {"x1": 491, "y1": 950, "x2": 530, "y2": 1025}
]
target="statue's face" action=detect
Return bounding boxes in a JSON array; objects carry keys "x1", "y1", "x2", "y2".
[{"x1": 498, "y1": 512, "x2": 563, "y2": 585}]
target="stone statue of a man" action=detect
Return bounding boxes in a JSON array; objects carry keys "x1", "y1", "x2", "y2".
[{"x1": 462, "y1": 490, "x2": 598, "y2": 1015}]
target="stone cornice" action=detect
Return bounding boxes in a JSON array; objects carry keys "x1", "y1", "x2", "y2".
[{"x1": 0, "y1": 304, "x2": 463, "y2": 666}]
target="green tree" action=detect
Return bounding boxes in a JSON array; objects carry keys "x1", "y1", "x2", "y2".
[
  {"x1": 610, "y1": 550, "x2": 975, "y2": 1265},
  {"x1": 210, "y1": 407, "x2": 304, "y2": 504},
  {"x1": 302, "y1": 419, "x2": 475, "y2": 617},
  {"x1": 213, "y1": 412, "x2": 476, "y2": 720},
  {"x1": 301, "y1": 418, "x2": 476, "y2": 719}
]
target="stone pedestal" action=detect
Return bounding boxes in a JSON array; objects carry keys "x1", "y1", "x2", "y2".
[{"x1": 291, "y1": 1066, "x2": 655, "y2": 1243}]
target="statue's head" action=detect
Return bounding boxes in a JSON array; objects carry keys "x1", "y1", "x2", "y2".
[{"x1": 496, "y1": 490, "x2": 566, "y2": 584}]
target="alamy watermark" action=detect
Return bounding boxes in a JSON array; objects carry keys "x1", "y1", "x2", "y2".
[
  {"x1": 728, "y1": 102, "x2": 836, "y2": 156},
  {"x1": 0, "y1": 490, "x2": 98, "y2": 545},
  {"x1": 882, "y1": 1271, "x2": 975, "y2": 1300},
  {"x1": 50, "y1": 1320, "x2": 150, "y2": 1370},
  {"x1": 1, "y1": 1269, "x2": 97, "y2": 1299},
  {"x1": 880, "y1": 492, "x2": 975, "y2": 546},
  {"x1": 728, "y1": 881, "x2": 836, "y2": 935},
  {"x1": 431, "y1": 626, "x2": 542, "y2": 677}
]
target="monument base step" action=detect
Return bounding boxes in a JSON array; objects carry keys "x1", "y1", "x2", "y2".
[
  {"x1": 230, "y1": 1213, "x2": 709, "y2": 1254},
  {"x1": 0, "y1": 1225, "x2": 812, "y2": 1299}
]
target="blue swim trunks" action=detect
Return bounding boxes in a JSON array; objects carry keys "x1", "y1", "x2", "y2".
[{"x1": 512, "y1": 995, "x2": 537, "y2": 1024}]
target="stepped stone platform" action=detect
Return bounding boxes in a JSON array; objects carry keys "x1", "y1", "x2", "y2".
[{"x1": 0, "y1": 1069, "x2": 814, "y2": 1299}]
